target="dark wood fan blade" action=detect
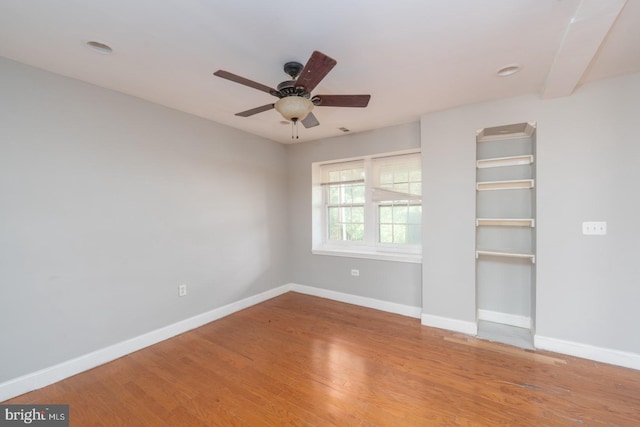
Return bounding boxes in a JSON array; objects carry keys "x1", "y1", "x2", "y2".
[
  {"x1": 214, "y1": 70, "x2": 279, "y2": 97},
  {"x1": 235, "y1": 103, "x2": 275, "y2": 117},
  {"x1": 315, "y1": 94, "x2": 371, "y2": 107},
  {"x1": 295, "y1": 51, "x2": 337, "y2": 93},
  {"x1": 301, "y1": 112, "x2": 320, "y2": 128}
]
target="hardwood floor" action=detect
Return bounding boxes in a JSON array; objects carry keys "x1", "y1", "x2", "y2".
[{"x1": 4, "y1": 292, "x2": 640, "y2": 426}]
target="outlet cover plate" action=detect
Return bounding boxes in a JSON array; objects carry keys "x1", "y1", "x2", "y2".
[{"x1": 179, "y1": 284, "x2": 187, "y2": 297}]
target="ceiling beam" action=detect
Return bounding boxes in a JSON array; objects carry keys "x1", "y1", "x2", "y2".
[{"x1": 542, "y1": 0, "x2": 627, "y2": 99}]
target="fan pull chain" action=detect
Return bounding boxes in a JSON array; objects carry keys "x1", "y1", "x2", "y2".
[{"x1": 291, "y1": 119, "x2": 299, "y2": 139}]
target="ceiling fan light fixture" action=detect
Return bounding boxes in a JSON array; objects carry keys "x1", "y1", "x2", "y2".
[{"x1": 274, "y1": 96, "x2": 313, "y2": 121}]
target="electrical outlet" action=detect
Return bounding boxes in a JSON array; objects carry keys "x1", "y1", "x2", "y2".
[
  {"x1": 351, "y1": 269, "x2": 360, "y2": 277},
  {"x1": 179, "y1": 284, "x2": 187, "y2": 297},
  {"x1": 582, "y1": 221, "x2": 607, "y2": 235}
]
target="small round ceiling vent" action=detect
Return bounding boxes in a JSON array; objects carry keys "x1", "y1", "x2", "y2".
[
  {"x1": 85, "y1": 40, "x2": 113, "y2": 54},
  {"x1": 497, "y1": 64, "x2": 520, "y2": 77}
]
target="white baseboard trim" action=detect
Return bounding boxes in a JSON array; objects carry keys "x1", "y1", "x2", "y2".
[
  {"x1": 477, "y1": 309, "x2": 532, "y2": 329},
  {"x1": 421, "y1": 313, "x2": 478, "y2": 336},
  {"x1": 0, "y1": 285, "x2": 290, "y2": 402},
  {"x1": 5, "y1": 283, "x2": 638, "y2": 402},
  {"x1": 534, "y1": 335, "x2": 640, "y2": 371},
  {"x1": 289, "y1": 283, "x2": 422, "y2": 319}
]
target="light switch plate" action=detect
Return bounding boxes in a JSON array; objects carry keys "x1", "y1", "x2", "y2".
[{"x1": 582, "y1": 221, "x2": 607, "y2": 235}]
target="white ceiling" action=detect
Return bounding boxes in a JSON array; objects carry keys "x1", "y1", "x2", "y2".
[{"x1": 1, "y1": 0, "x2": 638, "y2": 144}]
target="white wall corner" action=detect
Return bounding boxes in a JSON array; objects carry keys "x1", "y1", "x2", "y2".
[
  {"x1": 534, "y1": 335, "x2": 640, "y2": 371},
  {"x1": 0, "y1": 284, "x2": 292, "y2": 402},
  {"x1": 421, "y1": 313, "x2": 478, "y2": 336},
  {"x1": 289, "y1": 283, "x2": 422, "y2": 319}
]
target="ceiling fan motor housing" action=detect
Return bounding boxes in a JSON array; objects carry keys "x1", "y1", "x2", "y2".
[
  {"x1": 283, "y1": 61, "x2": 304, "y2": 79},
  {"x1": 277, "y1": 80, "x2": 310, "y2": 98}
]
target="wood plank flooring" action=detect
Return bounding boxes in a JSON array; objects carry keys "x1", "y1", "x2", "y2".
[{"x1": 4, "y1": 292, "x2": 640, "y2": 426}]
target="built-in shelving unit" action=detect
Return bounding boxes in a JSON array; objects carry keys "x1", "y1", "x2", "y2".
[{"x1": 476, "y1": 122, "x2": 536, "y2": 349}]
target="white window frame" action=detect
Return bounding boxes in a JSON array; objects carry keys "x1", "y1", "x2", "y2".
[{"x1": 312, "y1": 149, "x2": 422, "y2": 263}]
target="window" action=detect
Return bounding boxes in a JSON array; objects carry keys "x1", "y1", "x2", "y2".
[
  {"x1": 312, "y1": 150, "x2": 421, "y2": 263},
  {"x1": 324, "y1": 160, "x2": 365, "y2": 242}
]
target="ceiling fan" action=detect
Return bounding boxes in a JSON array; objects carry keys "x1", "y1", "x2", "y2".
[{"x1": 213, "y1": 51, "x2": 371, "y2": 136}]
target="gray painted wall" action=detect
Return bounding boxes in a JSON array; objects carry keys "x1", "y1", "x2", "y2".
[
  {"x1": 2, "y1": 52, "x2": 638, "y2": 387},
  {"x1": 286, "y1": 124, "x2": 422, "y2": 308},
  {"x1": 421, "y1": 72, "x2": 640, "y2": 354},
  {"x1": 0, "y1": 58, "x2": 289, "y2": 382}
]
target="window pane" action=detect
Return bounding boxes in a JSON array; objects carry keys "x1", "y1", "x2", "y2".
[
  {"x1": 380, "y1": 169, "x2": 394, "y2": 185},
  {"x1": 347, "y1": 223, "x2": 364, "y2": 241},
  {"x1": 351, "y1": 206, "x2": 364, "y2": 224},
  {"x1": 380, "y1": 224, "x2": 393, "y2": 243},
  {"x1": 328, "y1": 183, "x2": 365, "y2": 205},
  {"x1": 329, "y1": 186, "x2": 340, "y2": 204},
  {"x1": 328, "y1": 207, "x2": 341, "y2": 240},
  {"x1": 343, "y1": 187, "x2": 353, "y2": 204},
  {"x1": 379, "y1": 206, "x2": 392, "y2": 223},
  {"x1": 393, "y1": 205, "x2": 408, "y2": 223},
  {"x1": 376, "y1": 203, "x2": 421, "y2": 244},
  {"x1": 408, "y1": 206, "x2": 422, "y2": 224},
  {"x1": 329, "y1": 224, "x2": 342, "y2": 240},
  {"x1": 395, "y1": 168, "x2": 409, "y2": 183},
  {"x1": 352, "y1": 206, "x2": 364, "y2": 223},
  {"x1": 406, "y1": 225, "x2": 421, "y2": 244},
  {"x1": 328, "y1": 206, "x2": 364, "y2": 242},
  {"x1": 329, "y1": 206, "x2": 339, "y2": 222},
  {"x1": 352, "y1": 184, "x2": 365, "y2": 203},
  {"x1": 344, "y1": 207, "x2": 353, "y2": 222},
  {"x1": 393, "y1": 225, "x2": 407, "y2": 243},
  {"x1": 409, "y1": 182, "x2": 421, "y2": 196}
]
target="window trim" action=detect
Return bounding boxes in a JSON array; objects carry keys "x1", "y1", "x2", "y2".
[{"x1": 311, "y1": 149, "x2": 422, "y2": 264}]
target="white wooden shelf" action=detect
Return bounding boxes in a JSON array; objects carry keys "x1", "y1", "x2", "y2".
[
  {"x1": 476, "y1": 179, "x2": 534, "y2": 191},
  {"x1": 476, "y1": 122, "x2": 535, "y2": 142},
  {"x1": 477, "y1": 155, "x2": 533, "y2": 169},
  {"x1": 476, "y1": 218, "x2": 535, "y2": 227},
  {"x1": 476, "y1": 250, "x2": 535, "y2": 263}
]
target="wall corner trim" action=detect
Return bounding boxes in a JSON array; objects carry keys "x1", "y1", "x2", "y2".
[
  {"x1": 420, "y1": 313, "x2": 478, "y2": 335},
  {"x1": 534, "y1": 335, "x2": 640, "y2": 371},
  {"x1": 0, "y1": 285, "x2": 291, "y2": 402}
]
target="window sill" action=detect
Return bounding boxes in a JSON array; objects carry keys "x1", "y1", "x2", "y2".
[{"x1": 312, "y1": 247, "x2": 422, "y2": 264}]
